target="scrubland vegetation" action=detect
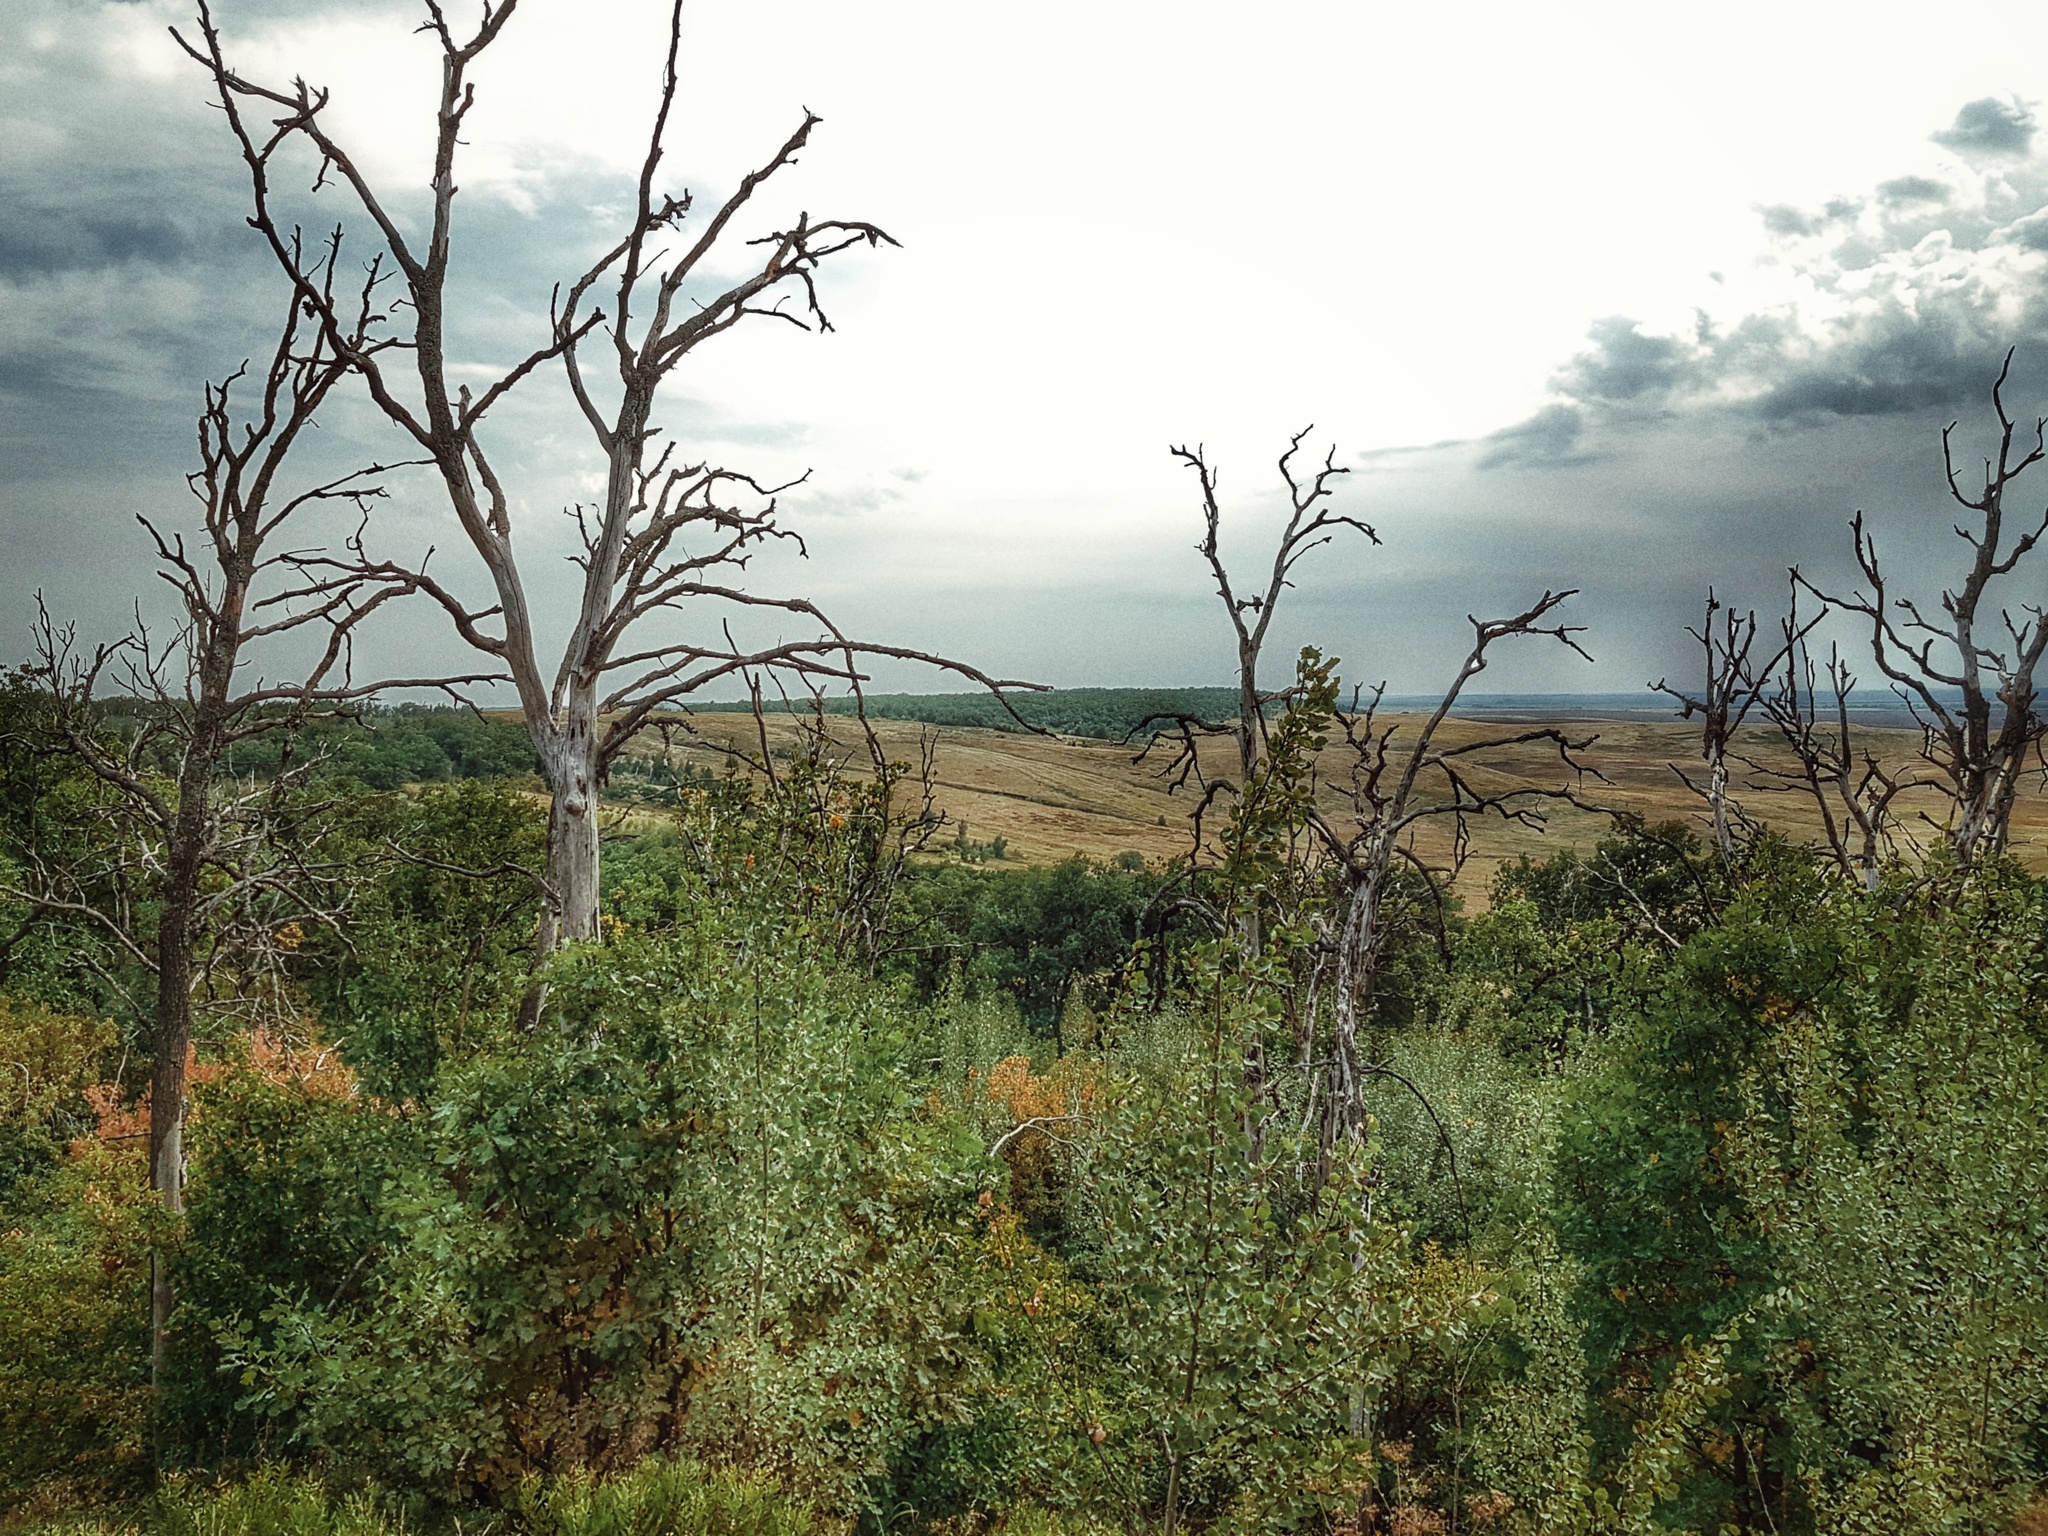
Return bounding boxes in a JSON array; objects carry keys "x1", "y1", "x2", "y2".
[
  {"x1": 5, "y1": 664, "x2": 2048, "y2": 1536},
  {"x1": 11, "y1": 4, "x2": 2048, "y2": 1532}
]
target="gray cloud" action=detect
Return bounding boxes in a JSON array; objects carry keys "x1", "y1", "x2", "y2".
[
  {"x1": 1481, "y1": 101, "x2": 2048, "y2": 471},
  {"x1": 1557, "y1": 316, "x2": 1700, "y2": 403},
  {"x1": 1934, "y1": 97, "x2": 2036, "y2": 157},
  {"x1": 1476, "y1": 403, "x2": 1585, "y2": 469},
  {"x1": 2005, "y1": 209, "x2": 2048, "y2": 251},
  {"x1": 1876, "y1": 174, "x2": 1951, "y2": 206},
  {"x1": 1758, "y1": 197, "x2": 1863, "y2": 240},
  {"x1": 1760, "y1": 204, "x2": 1817, "y2": 237}
]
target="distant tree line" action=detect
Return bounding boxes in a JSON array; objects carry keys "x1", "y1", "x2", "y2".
[
  {"x1": 160, "y1": 704, "x2": 541, "y2": 791},
  {"x1": 694, "y1": 687, "x2": 1246, "y2": 742}
]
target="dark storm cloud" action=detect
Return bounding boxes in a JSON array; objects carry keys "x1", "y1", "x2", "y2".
[
  {"x1": 0, "y1": 203, "x2": 202, "y2": 276},
  {"x1": 1754, "y1": 302, "x2": 2008, "y2": 420},
  {"x1": 1934, "y1": 97, "x2": 2036, "y2": 157},
  {"x1": 1478, "y1": 100, "x2": 2048, "y2": 471},
  {"x1": 1475, "y1": 403, "x2": 1584, "y2": 468},
  {"x1": 1378, "y1": 101, "x2": 2048, "y2": 695},
  {"x1": 1557, "y1": 316, "x2": 1700, "y2": 403}
]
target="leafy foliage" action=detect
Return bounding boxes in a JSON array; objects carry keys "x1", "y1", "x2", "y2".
[
  {"x1": 889, "y1": 859, "x2": 1164, "y2": 1027},
  {"x1": 203, "y1": 706, "x2": 539, "y2": 792},
  {"x1": 8, "y1": 665, "x2": 2048, "y2": 1535},
  {"x1": 0, "y1": 1143, "x2": 156, "y2": 1514}
]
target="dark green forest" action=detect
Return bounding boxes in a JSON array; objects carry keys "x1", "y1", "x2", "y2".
[{"x1": 695, "y1": 690, "x2": 1247, "y2": 743}]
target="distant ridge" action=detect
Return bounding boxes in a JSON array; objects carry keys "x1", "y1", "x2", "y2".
[{"x1": 690, "y1": 686, "x2": 1938, "y2": 741}]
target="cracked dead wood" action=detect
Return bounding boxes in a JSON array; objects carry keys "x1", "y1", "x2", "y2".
[{"x1": 179, "y1": 0, "x2": 1037, "y2": 976}]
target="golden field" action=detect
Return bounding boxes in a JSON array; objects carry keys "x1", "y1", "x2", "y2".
[{"x1": 609, "y1": 708, "x2": 2048, "y2": 906}]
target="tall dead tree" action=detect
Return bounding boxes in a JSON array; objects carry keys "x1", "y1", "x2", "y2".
[
  {"x1": 180, "y1": 0, "x2": 1028, "y2": 958},
  {"x1": 1313, "y1": 595, "x2": 1597, "y2": 1150},
  {"x1": 1802, "y1": 351, "x2": 2048, "y2": 872},
  {"x1": 1650, "y1": 590, "x2": 1805, "y2": 868},
  {"x1": 1172, "y1": 429, "x2": 1375, "y2": 787},
  {"x1": 1141, "y1": 427, "x2": 1598, "y2": 1164},
  {"x1": 8, "y1": 241, "x2": 460, "y2": 1388},
  {"x1": 1744, "y1": 607, "x2": 1924, "y2": 889}
]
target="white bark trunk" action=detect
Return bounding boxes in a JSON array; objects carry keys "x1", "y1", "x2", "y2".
[{"x1": 536, "y1": 701, "x2": 604, "y2": 953}]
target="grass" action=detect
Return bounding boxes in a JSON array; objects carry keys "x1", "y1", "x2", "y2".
[
  {"x1": 18, "y1": 1461, "x2": 821, "y2": 1536},
  {"x1": 613, "y1": 710, "x2": 2048, "y2": 904}
]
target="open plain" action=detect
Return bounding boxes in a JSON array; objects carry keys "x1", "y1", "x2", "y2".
[{"x1": 616, "y1": 707, "x2": 2048, "y2": 903}]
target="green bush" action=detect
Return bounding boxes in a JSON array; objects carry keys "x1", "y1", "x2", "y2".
[
  {"x1": 1555, "y1": 854, "x2": 2048, "y2": 1533},
  {"x1": 0, "y1": 994, "x2": 114, "y2": 1201},
  {"x1": 0, "y1": 1143, "x2": 156, "y2": 1515},
  {"x1": 889, "y1": 860, "x2": 1163, "y2": 1027},
  {"x1": 1724, "y1": 864, "x2": 2048, "y2": 1534},
  {"x1": 308, "y1": 782, "x2": 546, "y2": 1101},
  {"x1": 202, "y1": 925, "x2": 990, "y2": 1508},
  {"x1": 19, "y1": 1460, "x2": 815, "y2": 1536},
  {"x1": 518, "y1": 1457, "x2": 817, "y2": 1536}
]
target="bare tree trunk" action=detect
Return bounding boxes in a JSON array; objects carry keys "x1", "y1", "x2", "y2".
[
  {"x1": 537, "y1": 714, "x2": 604, "y2": 952},
  {"x1": 16, "y1": 247, "x2": 439, "y2": 1418},
  {"x1": 1706, "y1": 748, "x2": 1734, "y2": 866},
  {"x1": 1315, "y1": 594, "x2": 1596, "y2": 1153},
  {"x1": 148, "y1": 837, "x2": 197, "y2": 1386},
  {"x1": 1235, "y1": 643, "x2": 1262, "y2": 790},
  {"x1": 146, "y1": 670, "x2": 224, "y2": 1388},
  {"x1": 1327, "y1": 854, "x2": 1386, "y2": 1152}
]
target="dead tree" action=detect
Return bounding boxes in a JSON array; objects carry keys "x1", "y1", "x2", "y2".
[
  {"x1": 179, "y1": 1, "x2": 1031, "y2": 960},
  {"x1": 1801, "y1": 351, "x2": 2048, "y2": 872},
  {"x1": 1765, "y1": 641, "x2": 1886, "y2": 882},
  {"x1": 1313, "y1": 593, "x2": 1598, "y2": 1150},
  {"x1": 1651, "y1": 590, "x2": 1799, "y2": 867},
  {"x1": 9, "y1": 245, "x2": 463, "y2": 1388},
  {"x1": 1744, "y1": 621, "x2": 1921, "y2": 889},
  {"x1": 1157, "y1": 430, "x2": 1375, "y2": 790}
]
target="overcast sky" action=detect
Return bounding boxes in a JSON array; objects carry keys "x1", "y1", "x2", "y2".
[{"x1": 10, "y1": 0, "x2": 2048, "y2": 699}]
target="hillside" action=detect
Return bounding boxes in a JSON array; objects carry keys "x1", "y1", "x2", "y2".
[{"x1": 618, "y1": 707, "x2": 2048, "y2": 900}]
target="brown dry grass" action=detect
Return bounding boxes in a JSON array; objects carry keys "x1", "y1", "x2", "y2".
[{"x1": 611, "y1": 711, "x2": 2048, "y2": 905}]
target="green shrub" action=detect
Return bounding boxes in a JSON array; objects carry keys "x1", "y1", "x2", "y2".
[
  {"x1": 147, "y1": 1467, "x2": 397, "y2": 1536},
  {"x1": 1724, "y1": 863, "x2": 2048, "y2": 1535},
  {"x1": 309, "y1": 782, "x2": 546, "y2": 1101},
  {"x1": 518, "y1": 1458, "x2": 816, "y2": 1536},
  {"x1": 19, "y1": 1460, "x2": 814, "y2": 1536},
  {"x1": 1555, "y1": 855, "x2": 2048, "y2": 1533},
  {"x1": 0, "y1": 1143, "x2": 155, "y2": 1515},
  {"x1": 205, "y1": 926, "x2": 990, "y2": 1508},
  {"x1": 0, "y1": 995, "x2": 114, "y2": 1201}
]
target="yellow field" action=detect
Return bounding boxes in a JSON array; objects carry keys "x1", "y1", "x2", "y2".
[{"x1": 613, "y1": 710, "x2": 2048, "y2": 904}]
